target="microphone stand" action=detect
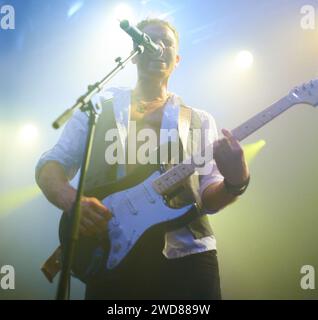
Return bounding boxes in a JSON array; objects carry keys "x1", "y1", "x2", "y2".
[{"x1": 53, "y1": 45, "x2": 144, "y2": 300}]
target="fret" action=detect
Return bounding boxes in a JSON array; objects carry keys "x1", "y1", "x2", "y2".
[
  {"x1": 152, "y1": 163, "x2": 196, "y2": 195},
  {"x1": 232, "y1": 96, "x2": 296, "y2": 141}
]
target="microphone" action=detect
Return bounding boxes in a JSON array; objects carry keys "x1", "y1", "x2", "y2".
[{"x1": 120, "y1": 20, "x2": 163, "y2": 57}]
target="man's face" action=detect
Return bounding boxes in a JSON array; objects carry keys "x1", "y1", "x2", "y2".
[{"x1": 134, "y1": 23, "x2": 180, "y2": 80}]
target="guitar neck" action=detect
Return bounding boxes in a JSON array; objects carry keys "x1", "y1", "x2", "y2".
[
  {"x1": 231, "y1": 95, "x2": 296, "y2": 142},
  {"x1": 152, "y1": 95, "x2": 298, "y2": 195}
]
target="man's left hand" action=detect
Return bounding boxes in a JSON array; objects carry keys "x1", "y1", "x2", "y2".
[{"x1": 213, "y1": 128, "x2": 250, "y2": 186}]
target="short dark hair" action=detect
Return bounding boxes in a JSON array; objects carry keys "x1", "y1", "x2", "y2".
[{"x1": 136, "y1": 18, "x2": 179, "y2": 48}]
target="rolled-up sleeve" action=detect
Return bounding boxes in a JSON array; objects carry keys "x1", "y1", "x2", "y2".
[{"x1": 35, "y1": 110, "x2": 88, "y2": 183}]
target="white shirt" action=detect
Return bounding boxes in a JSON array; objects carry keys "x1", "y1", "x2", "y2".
[{"x1": 35, "y1": 87, "x2": 224, "y2": 259}]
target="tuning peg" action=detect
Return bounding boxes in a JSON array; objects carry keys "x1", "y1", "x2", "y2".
[{"x1": 302, "y1": 84, "x2": 307, "y2": 91}]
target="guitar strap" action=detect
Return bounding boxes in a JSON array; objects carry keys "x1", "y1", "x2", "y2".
[
  {"x1": 178, "y1": 104, "x2": 203, "y2": 209},
  {"x1": 177, "y1": 104, "x2": 214, "y2": 239},
  {"x1": 178, "y1": 104, "x2": 192, "y2": 156}
]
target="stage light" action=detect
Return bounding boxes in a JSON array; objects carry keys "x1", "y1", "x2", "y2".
[
  {"x1": 18, "y1": 124, "x2": 38, "y2": 146},
  {"x1": 67, "y1": 1, "x2": 84, "y2": 18},
  {"x1": 114, "y1": 3, "x2": 135, "y2": 21},
  {"x1": 243, "y1": 139, "x2": 266, "y2": 163},
  {"x1": 0, "y1": 185, "x2": 41, "y2": 215},
  {"x1": 100, "y1": 3, "x2": 136, "y2": 57},
  {"x1": 235, "y1": 50, "x2": 254, "y2": 70}
]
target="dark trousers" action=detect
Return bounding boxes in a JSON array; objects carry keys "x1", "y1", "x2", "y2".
[{"x1": 85, "y1": 229, "x2": 221, "y2": 300}]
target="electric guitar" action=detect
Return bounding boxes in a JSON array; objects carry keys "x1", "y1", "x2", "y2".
[{"x1": 59, "y1": 79, "x2": 318, "y2": 281}]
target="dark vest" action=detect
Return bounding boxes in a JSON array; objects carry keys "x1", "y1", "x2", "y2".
[{"x1": 83, "y1": 95, "x2": 214, "y2": 239}]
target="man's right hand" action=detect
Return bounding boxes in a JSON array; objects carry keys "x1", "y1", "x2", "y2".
[
  {"x1": 69, "y1": 196, "x2": 112, "y2": 237},
  {"x1": 36, "y1": 162, "x2": 112, "y2": 237}
]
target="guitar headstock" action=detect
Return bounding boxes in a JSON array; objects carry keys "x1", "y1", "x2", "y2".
[{"x1": 289, "y1": 79, "x2": 318, "y2": 107}]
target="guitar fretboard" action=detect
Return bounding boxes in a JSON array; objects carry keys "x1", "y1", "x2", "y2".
[
  {"x1": 231, "y1": 96, "x2": 296, "y2": 141},
  {"x1": 152, "y1": 95, "x2": 298, "y2": 195}
]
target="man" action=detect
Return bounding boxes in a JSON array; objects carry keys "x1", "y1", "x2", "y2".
[{"x1": 36, "y1": 18, "x2": 250, "y2": 300}]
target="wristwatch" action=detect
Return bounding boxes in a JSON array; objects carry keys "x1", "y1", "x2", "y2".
[{"x1": 223, "y1": 175, "x2": 250, "y2": 196}]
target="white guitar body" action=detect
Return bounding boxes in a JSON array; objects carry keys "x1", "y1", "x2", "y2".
[{"x1": 103, "y1": 170, "x2": 193, "y2": 269}]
